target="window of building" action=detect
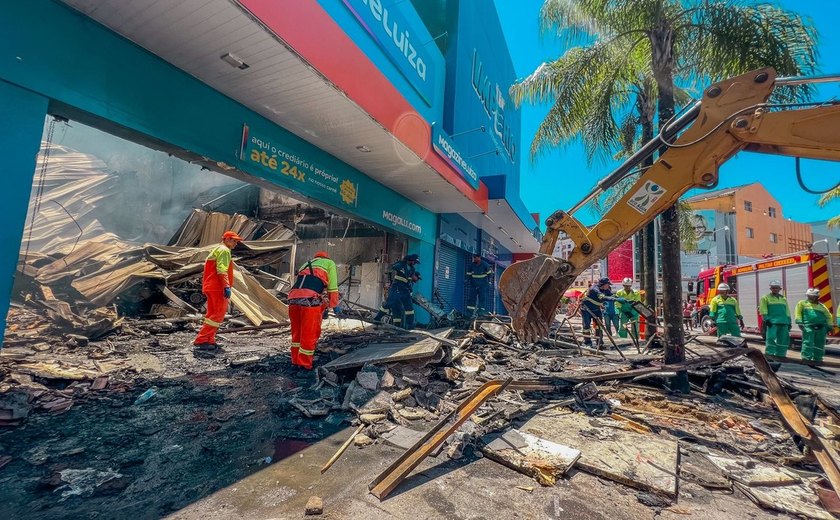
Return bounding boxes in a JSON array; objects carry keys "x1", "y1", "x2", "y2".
[
  {"x1": 746, "y1": 227, "x2": 754, "y2": 238},
  {"x1": 768, "y1": 206, "x2": 776, "y2": 218},
  {"x1": 770, "y1": 232, "x2": 778, "y2": 243},
  {"x1": 744, "y1": 200, "x2": 752, "y2": 212}
]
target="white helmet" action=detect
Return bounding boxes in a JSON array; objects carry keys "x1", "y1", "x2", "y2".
[
  {"x1": 769, "y1": 280, "x2": 782, "y2": 288},
  {"x1": 806, "y1": 288, "x2": 820, "y2": 298},
  {"x1": 717, "y1": 283, "x2": 730, "y2": 291},
  {"x1": 622, "y1": 277, "x2": 633, "y2": 286}
]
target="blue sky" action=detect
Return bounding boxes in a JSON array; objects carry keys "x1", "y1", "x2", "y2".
[{"x1": 495, "y1": 0, "x2": 840, "y2": 228}]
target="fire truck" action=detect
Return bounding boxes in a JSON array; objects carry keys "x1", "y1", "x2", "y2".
[{"x1": 692, "y1": 251, "x2": 840, "y2": 339}]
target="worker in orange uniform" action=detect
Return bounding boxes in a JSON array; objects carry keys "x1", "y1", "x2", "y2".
[
  {"x1": 194, "y1": 231, "x2": 243, "y2": 352},
  {"x1": 288, "y1": 251, "x2": 339, "y2": 370}
]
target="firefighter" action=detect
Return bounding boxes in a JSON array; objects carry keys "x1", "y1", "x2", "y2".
[
  {"x1": 615, "y1": 277, "x2": 641, "y2": 339},
  {"x1": 795, "y1": 288, "x2": 833, "y2": 363},
  {"x1": 581, "y1": 277, "x2": 625, "y2": 347},
  {"x1": 759, "y1": 280, "x2": 791, "y2": 358},
  {"x1": 288, "y1": 251, "x2": 339, "y2": 370},
  {"x1": 709, "y1": 283, "x2": 744, "y2": 337},
  {"x1": 194, "y1": 231, "x2": 243, "y2": 352},
  {"x1": 466, "y1": 254, "x2": 493, "y2": 316},
  {"x1": 373, "y1": 254, "x2": 420, "y2": 329}
]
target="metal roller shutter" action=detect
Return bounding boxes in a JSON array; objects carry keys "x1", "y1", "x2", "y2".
[
  {"x1": 737, "y1": 272, "x2": 759, "y2": 328},
  {"x1": 784, "y1": 264, "x2": 809, "y2": 333},
  {"x1": 436, "y1": 242, "x2": 465, "y2": 312}
]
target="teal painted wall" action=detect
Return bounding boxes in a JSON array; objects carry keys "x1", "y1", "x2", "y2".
[{"x1": 0, "y1": 81, "x2": 49, "y2": 345}]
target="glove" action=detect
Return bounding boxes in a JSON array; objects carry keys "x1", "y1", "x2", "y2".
[
  {"x1": 738, "y1": 318, "x2": 745, "y2": 329},
  {"x1": 224, "y1": 287, "x2": 231, "y2": 299},
  {"x1": 322, "y1": 308, "x2": 330, "y2": 320}
]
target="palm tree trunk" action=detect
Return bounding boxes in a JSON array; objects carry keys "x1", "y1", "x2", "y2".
[
  {"x1": 637, "y1": 87, "x2": 658, "y2": 321},
  {"x1": 651, "y1": 24, "x2": 688, "y2": 391}
]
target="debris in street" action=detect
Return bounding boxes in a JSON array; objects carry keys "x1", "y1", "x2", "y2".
[
  {"x1": 522, "y1": 411, "x2": 679, "y2": 498},
  {"x1": 304, "y1": 495, "x2": 324, "y2": 516},
  {"x1": 321, "y1": 425, "x2": 365, "y2": 474},
  {"x1": 481, "y1": 429, "x2": 581, "y2": 485}
]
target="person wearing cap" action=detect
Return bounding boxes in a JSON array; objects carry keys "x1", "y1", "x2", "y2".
[
  {"x1": 193, "y1": 231, "x2": 243, "y2": 351},
  {"x1": 709, "y1": 283, "x2": 744, "y2": 337},
  {"x1": 581, "y1": 277, "x2": 625, "y2": 347},
  {"x1": 287, "y1": 251, "x2": 339, "y2": 370},
  {"x1": 615, "y1": 278, "x2": 641, "y2": 339},
  {"x1": 759, "y1": 280, "x2": 791, "y2": 358},
  {"x1": 374, "y1": 254, "x2": 420, "y2": 329},
  {"x1": 795, "y1": 288, "x2": 833, "y2": 363},
  {"x1": 466, "y1": 254, "x2": 493, "y2": 317}
]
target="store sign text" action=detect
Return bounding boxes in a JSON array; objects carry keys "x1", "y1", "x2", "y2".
[
  {"x1": 431, "y1": 124, "x2": 480, "y2": 189},
  {"x1": 471, "y1": 49, "x2": 516, "y2": 162},
  {"x1": 342, "y1": 0, "x2": 436, "y2": 105},
  {"x1": 239, "y1": 124, "x2": 434, "y2": 242}
]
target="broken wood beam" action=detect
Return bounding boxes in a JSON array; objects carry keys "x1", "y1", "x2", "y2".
[
  {"x1": 744, "y1": 347, "x2": 840, "y2": 498},
  {"x1": 368, "y1": 378, "x2": 556, "y2": 500}
]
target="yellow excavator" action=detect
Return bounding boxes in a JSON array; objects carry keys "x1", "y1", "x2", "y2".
[{"x1": 499, "y1": 68, "x2": 840, "y2": 342}]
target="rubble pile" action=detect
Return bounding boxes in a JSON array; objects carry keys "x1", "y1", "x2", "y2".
[{"x1": 283, "y1": 320, "x2": 840, "y2": 518}]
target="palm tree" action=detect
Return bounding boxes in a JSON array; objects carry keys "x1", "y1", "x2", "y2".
[
  {"x1": 516, "y1": 0, "x2": 817, "y2": 376},
  {"x1": 818, "y1": 187, "x2": 840, "y2": 229},
  {"x1": 511, "y1": 41, "x2": 665, "y2": 307}
]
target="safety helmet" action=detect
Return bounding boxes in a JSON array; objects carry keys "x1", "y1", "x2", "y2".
[
  {"x1": 622, "y1": 277, "x2": 633, "y2": 286},
  {"x1": 222, "y1": 230, "x2": 243, "y2": 241},
  {"x1": 717, "y1": 283, "x2": 730, "y2": 291},
  {"x1": 598, "y1": 277, "x2": 611, "y2": 286},
  {"x1": 314, "y1": 251, "x2": 330, "y2": 259},
  {"x1": 769, "y1": 280, "x2": 782, "y2": 288},
  {"x1": 806, "y1": 288, "x2": 820, "y2": 298},
  {"x1": 405, "y1": 254, "x2": 420, "y2": 263}
]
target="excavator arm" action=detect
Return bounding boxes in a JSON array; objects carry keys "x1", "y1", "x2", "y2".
[{"x1": 500, "y1": 68, "x2": 840, "y2": 342}]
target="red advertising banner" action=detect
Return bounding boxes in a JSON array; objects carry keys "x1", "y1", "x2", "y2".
[{"x1": 607, "y1": 239, "x2": 634, "y2": 282}]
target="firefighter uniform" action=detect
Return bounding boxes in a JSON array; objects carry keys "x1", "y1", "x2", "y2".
[
  {"x1": 709, "y1": 294, "x2": 743, "y2": 337},
  {"x1": 194, "y1": 231, "x2": 242, "y2": 348},
  {"x1": 374, "y1": 254, "x2": 419, "y2": 329},
  {"x1": 759, "y1": 292, "x2": 790, "y2": 357},
  {"x1": 615, "y1": 287, "x2": 641, "y2": 339},
  {"x1": 466, "y1": 257, "x2": 493, "y2": 316},
  {"x1": 795, "y1": 298, "x2": 833, "y2": 363},
  {"x1": 288, "y1": 252, "x2": 338, "y2": 370},
  {"x1": 581, "y1": 278, "x2": 624, "y2": 346}
]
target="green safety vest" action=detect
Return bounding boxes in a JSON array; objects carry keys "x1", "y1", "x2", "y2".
[
  {"x1": 709, "y1": 295, "x2": 742, "y2": 323},
  {"x1": 615, "y1": 289, "x2": 641, "y2": 314},
  {"x1": 795, "y1": 300, "x2": 832, "y2": 326},
  {"x1": 759, "y1": 293, "x2": 789, "y2": 325}
]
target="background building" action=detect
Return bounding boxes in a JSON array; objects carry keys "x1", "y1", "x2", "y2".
[{"x1": 685, "y1": 183, "x2": 813, "y2": 259}]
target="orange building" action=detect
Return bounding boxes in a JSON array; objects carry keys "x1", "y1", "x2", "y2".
[{"x1": 686, "y1": 183, "x2": 813, "y2": 257}]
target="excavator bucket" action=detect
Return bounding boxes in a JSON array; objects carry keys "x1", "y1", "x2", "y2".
[{"x1": 499, "y1": 254, "x2": 576, "y2": 343}]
